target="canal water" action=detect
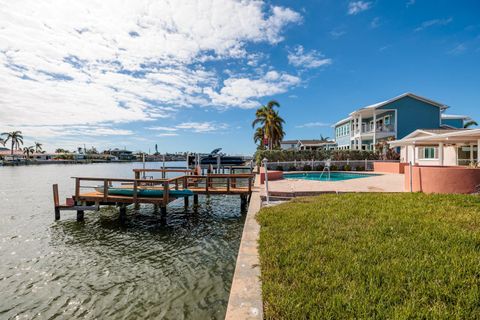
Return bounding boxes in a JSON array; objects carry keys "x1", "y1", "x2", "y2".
[{"x1": 0, "y1": 162, "x2": 246, "y2": 319}]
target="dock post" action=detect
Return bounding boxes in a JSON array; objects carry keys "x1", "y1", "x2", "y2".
[
  {"x1": 184, "y1": 196, "x2": 189, "y2": 209},
  {"x1": 240, "y1": 194, "x2": 247, "y2": 209},
  {"x1": 77, "y1": 209, "x2": 84, "y2": 222},
  {"x1": 53, "y1": 184, "x2": 61, "y2": 220},
  {"x1": 193, "y1": 194, "x2": 199, "y2": 205},
  {"x1": 119, "y1": 204, "x2": 127, "y2": 224},
  {"x1": 160, "y1": 206, "x2": 167, "y2": 215}
]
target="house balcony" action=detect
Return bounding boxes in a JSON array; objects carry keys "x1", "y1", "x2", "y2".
[{"x1": 352, "y1": 124, "x2": 396, "y2": 139}]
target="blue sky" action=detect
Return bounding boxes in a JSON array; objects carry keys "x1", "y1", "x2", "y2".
[{"x1": 0, "y1": 0, "x2": 479, "y2": 154}]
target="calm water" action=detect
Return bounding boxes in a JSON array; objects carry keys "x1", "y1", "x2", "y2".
[
  {"x1": 0, "y1": 162, "x2": 245, "y2": 319},
  {"x1": 284, "y1": 171, "x2": 379, "y2": 181}
]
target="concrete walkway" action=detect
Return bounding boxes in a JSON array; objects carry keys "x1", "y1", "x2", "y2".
[
  {"x1": 265, "y1": 172, "x2": 404, "y2": 196},
  {"x1": 225, "y1": 176, "x2": 263, "y2": 320}
]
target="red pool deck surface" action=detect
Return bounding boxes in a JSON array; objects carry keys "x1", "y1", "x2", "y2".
[{"x1": 262, "y1": 172, "x2": 404, "y2": 197}]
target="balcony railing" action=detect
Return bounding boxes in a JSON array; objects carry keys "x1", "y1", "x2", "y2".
[{"x1": 353, "y1": 124, "x2": 395, "y2": 135}]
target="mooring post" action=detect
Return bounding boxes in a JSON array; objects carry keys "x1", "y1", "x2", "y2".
[
  {"x1": 184, "y1": 196, "x2": 189, "y2": 208},
  {"x1": 193, "y1": 194, "x2": 199, "y2": 205},
  {"x1": 160, "y1": 206, "x2": 167, "y2": 215},
  {"x1": 53, "y1": 184, "x2": 61, "y2": 220},
  {"x1": 240, "y1": 194, "x2": 247, "y2": 209},
  {"x1": 119, "y1": 204, "x2": 126, "y2": 224},
  {"x1": 77, "y1": 209, "x2": 84, "y2": 222}
]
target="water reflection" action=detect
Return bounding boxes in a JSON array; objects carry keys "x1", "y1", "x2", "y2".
[{"x1": 0, "y1": 163, "x2": 245, "y2": 319}]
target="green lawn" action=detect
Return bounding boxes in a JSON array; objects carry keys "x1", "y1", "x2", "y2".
[{"x1": 257, "y1": 193, "x2": 480, "y2": 319}]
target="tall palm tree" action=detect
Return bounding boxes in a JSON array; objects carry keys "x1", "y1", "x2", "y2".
[
  {"x1": 34, "y1": 142, "x2": 43, "y2": 153},
  {"x1": 23, "y1": 146, "x2": 34, "y2": 160},
  {"x1": 464, "y1": 120, "x2": 478, "y2": 128},
  {"x1": 1, "y1": 131, "x2": 24, "y2": 155},
  {"x1": 252, "y1": 100, "x2": 285, "y2": 150}
]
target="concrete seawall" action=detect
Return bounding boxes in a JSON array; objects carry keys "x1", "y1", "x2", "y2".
[{"x1": 225, "y1": 175, "x2": 263, "y2": 319}]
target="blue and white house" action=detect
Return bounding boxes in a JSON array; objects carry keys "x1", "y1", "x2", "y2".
[{"x1": 333, "y1": 93, "x2": 473, "y2": 151}]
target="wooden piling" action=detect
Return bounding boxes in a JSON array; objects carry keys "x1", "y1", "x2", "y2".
[
  {"x1": 119, "y1": 205, "x2": 126, "y2": 223},
  {"x1": 193, "y1": 194, "x2": 199, "y2": 205},
  {"x1": 77, "y1": 209, "x2": 84, "y2": 222},
  {"x1": 53, "y1": 184, "x2": 60, "y2": 220},
  {"x1": 184, "y1": 196, "x2": 189, "y2": 208}
]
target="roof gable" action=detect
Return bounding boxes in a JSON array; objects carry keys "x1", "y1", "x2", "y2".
[{"x1": 355, "y1": 93, "x2": 448, "y2": 114}]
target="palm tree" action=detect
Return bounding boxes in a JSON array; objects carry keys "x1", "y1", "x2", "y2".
[
  {"x1": 1, "y1": 131, "x2": 24, "y2": 155},
  {"x1": 34, "y1": 142, "x2": 43, "y2": 153},
  {"x1": 319, "y1": 135, "x2": 331, "y2": 142},
  {"x1": 253, "y1": 127, "x2": 265, "y2": 148},
  {"x1": 252, "y1": 100, "x2": 285, "y2": 150},
  {"x1": 23, "y1": 146, "x2": 34, "y2": 160},
  {"x1": 464, "y1": 120, "x2": 478, "y2": 128}
]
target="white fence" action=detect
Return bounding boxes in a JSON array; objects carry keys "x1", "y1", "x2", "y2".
[{"x1": 265, "y1": 159, "x2": 400, "y2": 171}]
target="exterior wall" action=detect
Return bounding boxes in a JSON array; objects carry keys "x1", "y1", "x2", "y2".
[
  {"x1": 260, "y1": 169, "x2": 283, "y2": 184},
  {"x1": 441, "y1": 118, "x2": 463, "y2": 128},
  {"x1": 405, "y1": 165, "x2": 480, "y2": 194},
  {"x1": 374, "y1": 162, "x2": 408, "y2": 174},
  {"x1": 400, "y1": 145, "x2": 458, "y2": 166},
  {"x1": 334, "y1": 121, "x2": 351, "y2": 147},
  {"x1": 280, "y1": 143, "x2": 298, "y2": 150},
  {"x1": 378, "y1": 96, "x2": 441, "y2": 139}
]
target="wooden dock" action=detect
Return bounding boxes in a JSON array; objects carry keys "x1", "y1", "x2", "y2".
[{"x1": 53, "y1": 169, "x2": 254, "y2": 222}]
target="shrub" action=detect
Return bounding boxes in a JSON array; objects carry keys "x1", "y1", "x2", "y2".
[
  {"x1": 356, "y1": 166, "x2": 365, "y2": 171},
  {"x1": 330, "y1": 165, "x2": 338, "y2": 171},
  {"x1": 275, "y1": 166, "x2": 284, "y2": 171},
  {"x1": 343, "y1": 165, "x2": 351, "y2": 171},
  {"x1": 314, "y1": 165, "x2": 324, "y2": 171},
  {"x1": 302, "y1": 164, "x2": 312, "y2": 171},
  {"x1": 287, "y1": 165, "x2": 296, "y2": 172}
]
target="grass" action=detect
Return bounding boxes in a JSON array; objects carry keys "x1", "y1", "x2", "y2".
[{"x1": 257, "y1": 193, "x2": 480, "y2": 319}]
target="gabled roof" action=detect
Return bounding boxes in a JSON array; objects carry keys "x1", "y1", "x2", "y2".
[
  {"x1": 351, "y1": 92, "x2": 448, "y2": 115},
  {"x1": 390, "y1": 128, "x2": 480, "y2": 146},
  {"x1": 332, "y1": 117, "x2": 352, "y2": 127},
  {"x1": 298, "y1": 139, "x2": 336, "y2": 146},
  {"x1": 280, "y1": 140, "x2": 299, "y2": 144}
]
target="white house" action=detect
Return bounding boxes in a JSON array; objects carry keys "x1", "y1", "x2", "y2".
[{"x1": 389, "y1": 128, "x2": 480, "y2": 166}]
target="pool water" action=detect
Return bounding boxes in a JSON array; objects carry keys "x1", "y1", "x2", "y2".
[{"x1": 284, "y1": 172, "x2": 379, "y2": 181}]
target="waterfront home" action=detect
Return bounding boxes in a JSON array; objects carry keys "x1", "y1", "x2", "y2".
[
  {"x1": 108, "y1": 148, "x2": 135, "y2": 160},
  {"x1": 333, "y1": 93, "x2": 474, "y2": 151},
  {"x1": 390, "y1": 128, "x2": 480, "y2": 166},
  {"x1": 280, "y1": 139, "x2": 337, "y2": 151}
]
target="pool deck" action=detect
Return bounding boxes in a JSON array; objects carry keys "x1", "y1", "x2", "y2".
[{"x1": 264, "y1": 172, "x2": 404, "y2": 197}]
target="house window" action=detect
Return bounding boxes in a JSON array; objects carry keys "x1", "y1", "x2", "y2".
[
  {"x1": 420, "y1": 147, "x2": 437, "y2": 159},
  {"x1": 384, "y1": 115, "x2": 391, "y2": 126}
]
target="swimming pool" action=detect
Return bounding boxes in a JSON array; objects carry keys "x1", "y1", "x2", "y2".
[{"x1": 284, "y1": 172, "x2": 379, "y2": 181}]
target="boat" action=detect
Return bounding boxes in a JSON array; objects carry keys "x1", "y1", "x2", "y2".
[
  {"x1": 95, "y1": 187, "x2": 194, "y2": 198},
  {"x1": 189, "y1": 148, "x2": 245, "y2": 166}
]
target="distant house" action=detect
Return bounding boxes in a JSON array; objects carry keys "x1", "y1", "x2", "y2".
[
  {"x1": 280, "y1": 139, "x2": 336, "y2": 151},
  {"x1": 332, "y1": 93, "x2": 475, "y2": 151},
  {"x1": 109, "y1": 148, "x2": 135, "y2": 160}
]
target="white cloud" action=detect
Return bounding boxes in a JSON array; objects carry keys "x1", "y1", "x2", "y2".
[
  {"x1": 157, "y1": 133, "x2": 179, "y2": 137},
  {"x1": 330, "y1": 29, "x2": 347, "y2": 39},
  {"x1": 448, "y1": 43, "x2": 467, "y2": 55},
  {"x1": 205, "y1": 71, "x2": 301, "y2": 108},
  {"x1": 287, "y1": 45, "x2": 332, "y2": 69},
  {"x1": 148, "y1": 121, "x2": 228, "y2": 134},
  {"x1": 406, "y1": 0, "x2": 416, "y2": 7},
  {"x1": 0, "y1": 0, "x2": 301, "y2": 145},
  {"x1": 414, "y1": 18, "x2": 453, "y2": 32},
  {"x1": 370, "y1": 17, "x2": 381, "y2": 29},
  {"x1": 296, "y1": 122, "x2": 330, "y2": 128},
  {"x1": 347, "y1": 1, "x2": 372, "y2": 15},
  {"x1": 176, "y1": 122, "x2": 228, "y2": 133}
]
